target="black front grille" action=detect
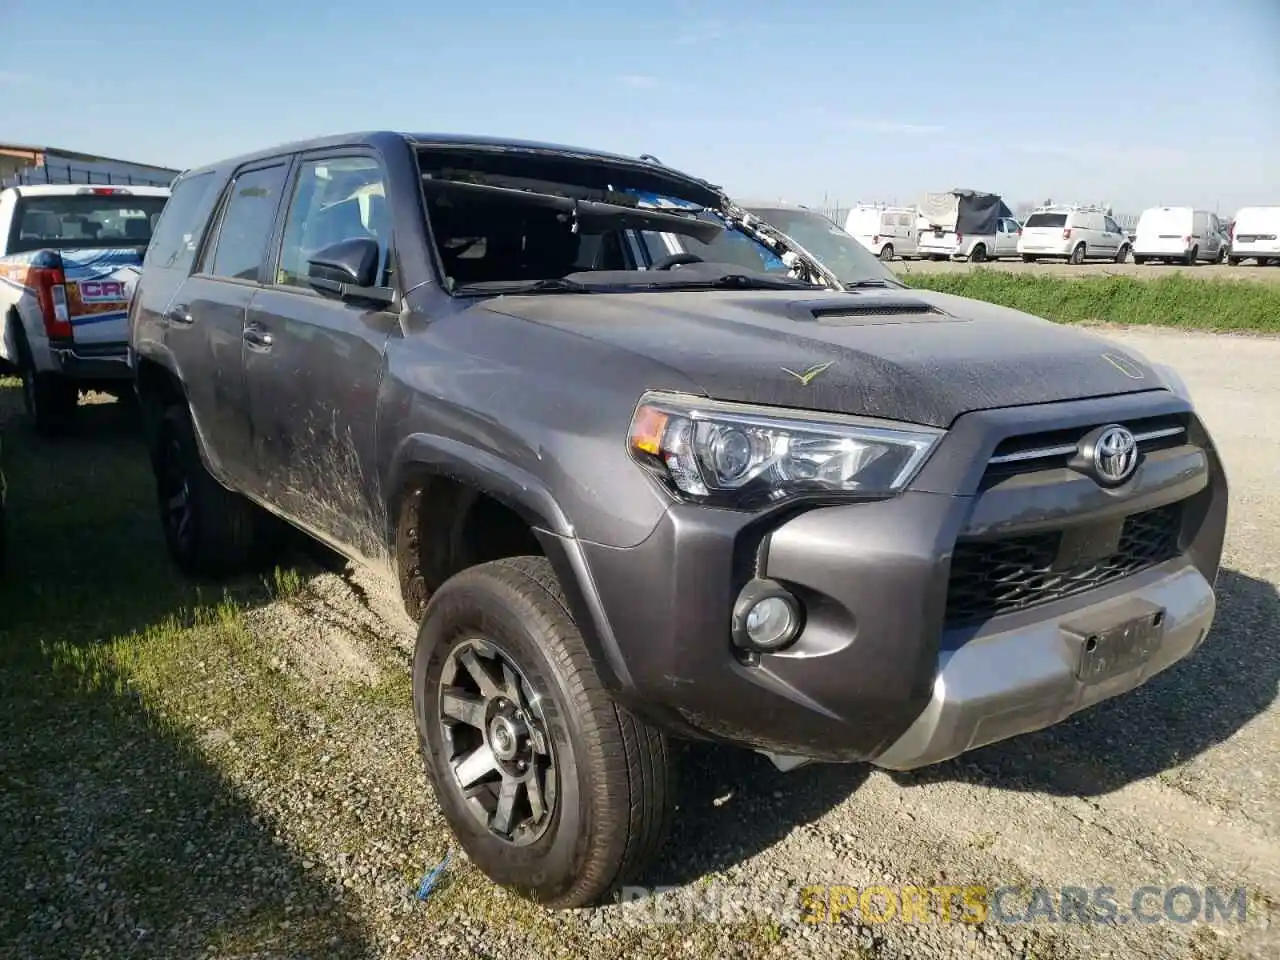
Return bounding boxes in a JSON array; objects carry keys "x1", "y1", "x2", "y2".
[{"x1": 944, "y1": 503, "x2": 1184, "y2": 627}]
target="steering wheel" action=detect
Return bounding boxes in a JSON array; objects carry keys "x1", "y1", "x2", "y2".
[{"x1": 649, "y1": 252, "x2": 705, "y2": 271}]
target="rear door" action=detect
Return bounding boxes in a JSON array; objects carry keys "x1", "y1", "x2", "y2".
[
  {"x1": 1019, "y1": 212, "x2": 1067, "y2": 252},
  {"x1": 241, "y1": 150, "x2": 399, "y2": 558},
  {"x1": 996, "y1": 218, "x2": 1020, "y2": 257},
  {"x1": 169, "y1": 161, "x2": 291, "y2": 486}
]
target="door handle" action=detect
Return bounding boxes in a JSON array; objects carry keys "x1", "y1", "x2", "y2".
[
  {"x1": 164, "y1": 304, "x2": 193, "y2": 325},
  {"x1": 243, "y1": 327, "x2": 274, "y2": 349}
]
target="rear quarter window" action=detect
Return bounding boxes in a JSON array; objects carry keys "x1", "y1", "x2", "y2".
[{"x1": 144, "y1": 172, "x2": 220, "y2": 273}]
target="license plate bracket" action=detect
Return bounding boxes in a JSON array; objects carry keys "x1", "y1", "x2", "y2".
[{"x1": 1061, "y1": 600, "x2": 1166, "y2": 685}]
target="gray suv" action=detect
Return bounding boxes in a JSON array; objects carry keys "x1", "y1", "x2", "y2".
[{"x1": 128, "y1": 131, "x2": 1228, "y2": 909}]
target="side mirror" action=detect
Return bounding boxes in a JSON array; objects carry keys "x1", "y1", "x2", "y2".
[{"x1": 307, "y1": 237, "x2": 380, "y2": 292}]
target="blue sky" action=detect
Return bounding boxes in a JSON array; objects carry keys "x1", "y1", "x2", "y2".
[{"x1": 3, "y1": 0, "x2": 1277, "y2": 215}]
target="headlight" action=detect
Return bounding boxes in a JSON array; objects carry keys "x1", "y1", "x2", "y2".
[{"x1": 628, "y1": 391, "x2": 942, "y2": 508}]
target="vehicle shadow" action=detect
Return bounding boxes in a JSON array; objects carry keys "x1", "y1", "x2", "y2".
[
  {"x1": 890, "y1": 567, "x2": 1279, "y2": 797},
  {"x1": 639, "y1": 743, "x2": 871, "y2": 890},
  {"x1": 0, "y1": 392, "x2": 371, "y2": 958}
]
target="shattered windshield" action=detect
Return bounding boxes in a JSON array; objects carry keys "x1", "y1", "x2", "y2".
[
  {"x1": 742, "y1": 207, "x2": 900, "y2": 287},
  {"x1": 417, "y1": 149, "x2": 823, "y2": 294}
]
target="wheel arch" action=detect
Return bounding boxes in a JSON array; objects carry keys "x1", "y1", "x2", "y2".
[{"x1": 387, "y1": 434, "x2": 633, "y2": 691}]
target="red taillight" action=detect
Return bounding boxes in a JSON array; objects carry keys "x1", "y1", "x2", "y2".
[
  {"x1": 1062, "y1": 228, "x2": 1072, "y2": 240},
  {"x1": 76, "y1": 186, "x2": 129, "y2": 196},
  {"x1": 1184, "y1": 235, "x2": 1192, "y2": 245},
  {"x1": 955, "y1": 232, "x2": 963, "y2": 243},
  {"x1": 27, "y1": 266, "x2": 72, "y2": 338},
  {"x1": 872, "y1": 235, "x2": 881, "y2": 244}
]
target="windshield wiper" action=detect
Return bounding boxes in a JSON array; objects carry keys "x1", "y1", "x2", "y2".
[{"x1": 454, "y1": 277, "x2": 594, "y2": 295}]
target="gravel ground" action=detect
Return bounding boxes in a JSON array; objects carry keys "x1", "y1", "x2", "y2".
[
  {"x1": 1, "y1": 328, "x2": 1277, "y2": 960},
  {"x1": 889, "y1": 259, "x2": 1280, "y2": 284}
]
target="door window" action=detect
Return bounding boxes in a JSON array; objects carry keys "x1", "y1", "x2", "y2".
[
  {"x1": 205, "y1": 165, "x2": 288, "y2": 281},
  {"x1": 276, "y1": 156, "x2": 392, "y2": 288},
  {"x1": 1104, "y1": 216, "x2": 1122, "y2": 235}
]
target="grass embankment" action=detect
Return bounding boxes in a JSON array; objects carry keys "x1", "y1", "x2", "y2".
[{"x1": 900, "y1": 271, "x2": 1280, "y2": 333}]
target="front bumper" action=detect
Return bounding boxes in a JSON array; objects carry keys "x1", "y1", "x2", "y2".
[
  {"x1": 569, "y1": 389, "x2": 1228, "y2": 768},
  {"x1": 872, "y1": 561, "x2": 1214, "y2": 769}
]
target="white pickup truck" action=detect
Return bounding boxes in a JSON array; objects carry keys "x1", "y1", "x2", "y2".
[{"x1": 0, "y1": 184, "x2": 170, "y2": 433}]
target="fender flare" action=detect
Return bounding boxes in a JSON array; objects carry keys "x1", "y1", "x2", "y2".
[{"x1": 387, "y1": 432, "x2": 634, "y2": 691}]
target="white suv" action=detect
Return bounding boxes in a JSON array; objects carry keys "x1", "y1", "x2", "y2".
[{"x1": 1017, "y1": 206, "x2": 1131, "y2": 264}]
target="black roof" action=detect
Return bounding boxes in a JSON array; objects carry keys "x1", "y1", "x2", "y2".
[{"x1": 178, "y1": 131, "x2": 722, "y2": 203}]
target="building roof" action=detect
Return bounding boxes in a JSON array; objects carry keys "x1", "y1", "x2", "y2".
[{"x1": 0, "y1": 142, "x2": 180, "y2": 180}]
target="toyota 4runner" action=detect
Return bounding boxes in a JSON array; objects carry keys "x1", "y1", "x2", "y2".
[{"x1": 128, "y1": 132, "x2": 1228, "y2": 909}]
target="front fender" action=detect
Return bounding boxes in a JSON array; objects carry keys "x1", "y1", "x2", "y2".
[
  {"x1": 386, "y1": 431, "x2": 574, "y2": 538},
  {"x1": 386, "y1": 431, "x2": 636, "y2": 692}
]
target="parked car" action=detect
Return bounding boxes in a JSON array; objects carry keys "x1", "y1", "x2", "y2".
[
  {"x1": 843, "y1": 203, "x2": 919, "y2": 260},
  {"x1": 0, "y1": 184, "x2": 170, "y2": 433},
  {"x1": 916, "y1": 189, "x2": 1019, "y2": 262},
  {"x1": 130, "y1": 131, "x2": 1226, "y2": 909},
  {"x1": 1226, "y1": 206, "x2": 1280, "y2": 266},
  {"x1": 1132, "y1": 207, "x2": 1226, "y2": 265},
  {"x1": 1017, "y1": 205, "x2": 1132, "y2": 264}
]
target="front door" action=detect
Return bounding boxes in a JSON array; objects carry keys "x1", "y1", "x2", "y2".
[{"x1": 242, "y1": 151, "x2": 398, "y2": 562}]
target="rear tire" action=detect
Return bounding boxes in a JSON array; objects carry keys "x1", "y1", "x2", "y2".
[
  {"x1": 13, "y1": 327, "x2": 77, "y2": 437},
  {"x1": 968, "y1": 244, "x2": 987, "y2": 263},
  {"x1": 1133, "y1": 255, "x2": 1148, "y2": 265},
  {"x1": 1184, "y1": 246, "x2": 1199, "y2": 266},
  {"x1": 152, "y1": 403, "x2": 281, "y2": 578},
  {"x1": 1069, "y1": 244, "x2": 1086, "y2": 265},
  {"x1": 1114, "y1": 244, "x2": 1131, "y2": 263},
  {"x1": 878, "y1": 244, "x2": 894, "y2": 262},
  {"x1": 1021, "y1": 254, "x2": 1038, "y2": 263},
  {"x1": 413, "y1": 556, "x2": 675, "y2": 909},
  {"x1": 1228, "y1": 256, "x2": 1242, "y2": 267}
]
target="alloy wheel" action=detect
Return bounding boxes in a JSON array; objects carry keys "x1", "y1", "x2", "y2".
[{"x1": 438, "y1": 637, "x2": 557, "y2": 846}]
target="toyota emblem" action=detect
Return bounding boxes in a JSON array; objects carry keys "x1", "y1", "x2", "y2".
[{"x1": 1089, "y1": 425, "x2": 1139, "y2": 485}]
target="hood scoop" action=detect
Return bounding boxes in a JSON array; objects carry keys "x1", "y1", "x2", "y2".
[{"x1": 792, "y1": 295, "x2": 957, "y2": 326}]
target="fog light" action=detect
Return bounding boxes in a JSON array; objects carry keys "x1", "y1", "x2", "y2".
[{"x1": 732, "y1": 579, "x2": 803, "y2": 653}]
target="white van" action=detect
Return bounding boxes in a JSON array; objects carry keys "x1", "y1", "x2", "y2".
[
  {"x1": 1227, "y1": 206, "x2": 1280, "y2": 266},
  {"x1": 843, "y1": 204, "x2": 918, "y2": 261},
  {"x1": 1132, "y1": 207, "x2": 1226, "y2": 265},
  {"x1": 1017, "y1": 206, "x2": 1131, "y2": 263}
]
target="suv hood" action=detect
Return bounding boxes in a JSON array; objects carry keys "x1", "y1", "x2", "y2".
[{"x1": 479, "y1": 287, "x2": 1162, "y2": 427}]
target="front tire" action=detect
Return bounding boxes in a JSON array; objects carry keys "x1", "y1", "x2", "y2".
[
  {"x1": 152, "y1": 404, "x2": 279, "y2": 577},
  {"x1": 413, "y1": 556, "x2": 675, "y2": 909}
]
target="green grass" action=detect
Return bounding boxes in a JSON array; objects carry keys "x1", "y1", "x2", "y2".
[{"x1": 900, "y1": 271, "x2": 1280, "y2": 333}]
